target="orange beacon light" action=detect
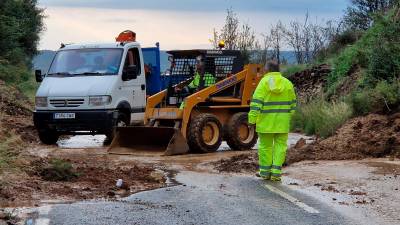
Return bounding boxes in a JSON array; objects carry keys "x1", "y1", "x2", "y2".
[{"x1": 116, "y1": 30, "x2": 136, "y2": 42}]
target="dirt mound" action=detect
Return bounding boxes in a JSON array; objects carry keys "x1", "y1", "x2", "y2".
[
  {"x1": 212, "y1": 152, "x2": 258, "y2": 173},
  {"x1": 287, "y1": 113, "x2": 400, "y2": 164},
  {"x1": 2, "y1": 116, "x2": 38, "y2": 144},
  {"x1": 289, "y1": 64, "x2": 331, "y2": 103},
  {"x1": 0, "y1": 81, "x2": 32, "y2": 116},
  {"x1": 0, "y1": 157, "x2": 165, "y2": 207},
  {"x1": 0, "y1": 81, "x2": 39, "y2": 145}
]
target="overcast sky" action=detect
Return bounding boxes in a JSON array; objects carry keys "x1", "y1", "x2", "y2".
[{"x1": 38, "y1": 0, "x2": 349, "y2": 50}]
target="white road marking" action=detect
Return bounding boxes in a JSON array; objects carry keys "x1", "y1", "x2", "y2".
[
  {"x1": 35, "y1": 218, "x2": 50, "y2": 225},
  {"x1": 264, "y1": 184, "x2": 320, "y2": 214},
  {"x1": 38, "y1": 205, "x2": 52, "y2": 215},
  {"x1": 32, "y1": 205, "x2": 52, "y2": 225}
]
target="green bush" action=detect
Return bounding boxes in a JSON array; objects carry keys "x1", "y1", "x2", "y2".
[
  {"x1": 366, "y1": 31, "x2": 400, "y2": 83},
  {"x1": 291, "y1": 99, "x2": 353, "y2": 138},
  {"x1": 40, "y1": 159, "x2": 79, "y2": 181},
  {"x1": 326, "y1": 10, "x2": 400, "y2": 98},
  {"x1": 375, "y1": 80, "x2": 400, "y2": 108},
  {"x1": 318, "y1": 30, "x2": 363, "y2": 61},
  {"x1": 0, "y1": 63, "x2": 38, "y2": 102},
  {"x1": 348, "y1": 79, "x2": 400, "y2": 115},
  {"x1": 347, "y1": 89, "x2": 374, "y2": 115},
  {"x1": 327, "y1": 45, "x2": 368, "y2": 90}
]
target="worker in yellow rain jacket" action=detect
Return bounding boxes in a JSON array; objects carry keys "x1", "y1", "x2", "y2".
[
  {"x1": 177, "y1": 56, "x2": 216, "y2": 109},
  {"x1": 187, "y1": 71, "x2": 216, "y2": 90},
  {"x1": 248, "y1": 60, "x2": 297, "y2": 181}
]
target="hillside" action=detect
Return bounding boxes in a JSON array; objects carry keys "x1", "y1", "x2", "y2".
[{"x1": 287, "y1": 6, "x2": 400, "y2": 162}]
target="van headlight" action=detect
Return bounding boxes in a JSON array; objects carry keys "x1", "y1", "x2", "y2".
[
  {"x1": 35, "y1": 97, "x2": 48, "y2": 107},
  {"x1": 89, "y1": 95, "x2": 112, "y2": 106}
]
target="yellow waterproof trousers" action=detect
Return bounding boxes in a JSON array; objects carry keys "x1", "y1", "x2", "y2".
[{"x1": 258, "y1": 133, "x2": 288, "y2": 178}]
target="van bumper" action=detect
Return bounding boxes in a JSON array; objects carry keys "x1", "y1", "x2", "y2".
[{"x1": 33, "y1": 110, "x2": 118, "y2": 134}]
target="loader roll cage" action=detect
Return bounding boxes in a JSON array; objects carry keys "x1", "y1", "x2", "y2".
[{"x1": 163, "y1": 50, "x2": 244, "y2": 106}]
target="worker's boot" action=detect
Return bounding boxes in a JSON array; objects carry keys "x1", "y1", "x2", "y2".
[
  {"x1": 256, "y1": 171, "x2": 271, "y2": 180},
  {"x1": 271, "y1": 165, "x2": 282, "y2": 182},
  {"x1": 270, "y1": 176, "x2": 281, "y2": 182}
]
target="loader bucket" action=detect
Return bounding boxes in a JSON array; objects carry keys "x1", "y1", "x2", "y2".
[{"x1": 107, "y1": 126, "x2": 190, "y2": 156}]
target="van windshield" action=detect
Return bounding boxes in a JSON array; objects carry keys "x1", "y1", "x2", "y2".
[{"x1": 48, "y1": 48, "x2": 123, "y2": 76}]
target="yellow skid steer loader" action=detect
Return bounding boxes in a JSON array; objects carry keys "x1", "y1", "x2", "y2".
[{"x1": 108, "y1": 50, "x2": 263, "y2": 155}]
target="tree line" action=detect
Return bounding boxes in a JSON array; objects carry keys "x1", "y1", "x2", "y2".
[
  {"x1": 0, "y1": 0, "x2": 44, "y2": 66},
  {"x1": 211, "y1": 0, "x2": 399, "y2": 65}
]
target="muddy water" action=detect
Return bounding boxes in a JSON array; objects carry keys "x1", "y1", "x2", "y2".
[
  {"x1": 285, "y1": 159, "x2": 400, "y2": 225},
  {"x1": 56, "y1": 133, "x2": 313, "y2": 150},
  {"x1": 57, "y1": 135, "x2": 106, "y2": 148},
  {"x1": 43, "y1": 133, "x2": 314, "y2": 180}
]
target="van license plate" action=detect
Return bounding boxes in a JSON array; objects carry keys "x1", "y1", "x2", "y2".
[{"x1": 54, "y1": 113, "x2": 75, "y2": 119}]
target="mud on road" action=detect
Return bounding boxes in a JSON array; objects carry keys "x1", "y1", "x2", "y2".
[
  {"x1": 287, "y1": 113, "x2": 400, "y2": 164},
  {"x1": 0, "y1": 135, "x2": 257, "y2": 210},
  {"x1": 285, "y1": 159, "x2": 400, "y2": 225},
  {"x1": 0, "y1": 152, "x2": 166, "y2": 209}
]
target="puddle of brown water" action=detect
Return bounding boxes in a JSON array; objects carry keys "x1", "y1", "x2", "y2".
[
  {"x1": 364, "y1": 161, "x2": 400, "y2": 175},
  {"x1": 57, "y1": 135, "x2": 106, "y2": 149}
]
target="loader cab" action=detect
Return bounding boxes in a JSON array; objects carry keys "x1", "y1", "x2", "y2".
[{"x1": 163, "y1": 50, "x2": 244, "y2": 106}]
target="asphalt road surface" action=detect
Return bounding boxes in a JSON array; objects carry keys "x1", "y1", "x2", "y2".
[{"x1": 27, "y1": 171, "x2": 358, "y2": 225}]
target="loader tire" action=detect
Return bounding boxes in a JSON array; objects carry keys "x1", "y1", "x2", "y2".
[
  {"x1": 225, "y1": 112, "x2": 257, "y2": 150},
  {"x1": 38, "y1": 129, "x2": 59, "y2": 145},
  {"x1": 188, "y1": 113, "x2": 222, "y2": 153}
]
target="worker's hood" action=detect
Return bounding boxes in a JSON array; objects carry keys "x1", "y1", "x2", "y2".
[
  {"x1": 36, "y1": 75, "x2": 117, "y2": 97},
  {"x1": 265, "y1": 72, "x2": 285, "y2": 94}
]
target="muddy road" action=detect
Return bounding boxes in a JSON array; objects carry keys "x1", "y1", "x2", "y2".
[
  {"x1": 1, "y1": 134, "x2": 399, "y2": 225},
  {"x1": 19, "y1": 172, "x2": 355, "y2": 225}
]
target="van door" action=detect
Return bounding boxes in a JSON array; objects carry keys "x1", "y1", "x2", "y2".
[{"x1": 121, "y1": 47, "x2": 146, "y2": 114}]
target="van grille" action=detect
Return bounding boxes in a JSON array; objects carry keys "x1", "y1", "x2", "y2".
[{"x1": 50, "y1": 98, "x2": 85, "y2": 108}]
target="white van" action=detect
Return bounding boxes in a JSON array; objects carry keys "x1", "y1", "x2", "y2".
[{"x1": 33, "y1": 31, "x2": 162, "y2": 144}]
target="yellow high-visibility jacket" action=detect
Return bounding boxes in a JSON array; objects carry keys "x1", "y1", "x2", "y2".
[
  {"x1": 188, "y1": 72, "x2": 216, "y2": 89},
  {"x1": 248, "y1": 72, "x2": 297, "y2": 133}
]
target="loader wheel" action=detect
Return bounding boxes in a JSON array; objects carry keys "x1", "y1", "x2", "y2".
[
  {"x1": 226, "y1": 112, "x2": 257, "y2": 150},
  {"x1": 38, "y1": 129, "x2": 59, "y2": 145},
  {"x1": 188, "y1": 114, "x2": 222, "y2": 153}
]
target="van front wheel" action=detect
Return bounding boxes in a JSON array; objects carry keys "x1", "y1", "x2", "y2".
[
  {"x1": 38, "y1": 129, "x2": 59, "y2": 145},
  {"x1": 104, "y1": 111, "x2": 129, "y2": 145}
]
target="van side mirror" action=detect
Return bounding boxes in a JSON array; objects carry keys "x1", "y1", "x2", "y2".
[
  {"x1": 122, "y1": 65, "x2": 138, "y2": 81},
  {"x1": 35, "y1": 70, "x2": 43, "y2": 82}
]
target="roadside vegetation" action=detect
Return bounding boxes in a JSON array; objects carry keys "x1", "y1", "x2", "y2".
[
  {"x1": 289, "y1": 2, "x2": 400, "y2": 137},
  {"x1": 0, "y1": 0, "x2": 44, "y2": 174},
  {"x1": 211, "y1": 1, "x2": 400, "y2": 138},
  {"x1": 0, "y1": 0, "x2": 44, "y2": 101},
  {"x1": 291, "y1": 100, "x2": 353, "y2": 138},
  {"x1": 39, "y1": 159, "x2": 80, "y2": 181}
]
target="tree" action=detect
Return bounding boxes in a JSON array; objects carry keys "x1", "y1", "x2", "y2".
[
  {"x1": 211, "y1": 8, "x2": 259, "y2": 63},
  {"x1": 268, "y1": 21, "x2": 285, "y2": 65},
  {"x1": 212, "y1": 8, "x2": 239, "y2": 50},
  {"x1": 284, "y1": 20, "x2": 304, "y2": 64},
  {"x1": 0, "y1": 0, "x2": 44, "y2": 64},
  {"x1": 237, "y1": 23, "x2": 259, "y2": 64},
  {"x1": 344, "y1": 0, "x2": 397, "y2": 30},
  {"x1": 254, "y1": 33, "x2": 272, "y2": 66},
  {"x1": 283, "y1": 13, "x2": 337, "y2": 64}
]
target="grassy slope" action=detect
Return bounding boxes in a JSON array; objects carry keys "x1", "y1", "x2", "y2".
[
  {"x1": 290, "y1": 9, "x2": 400, "y2": 137},
  {"x1": 0, "y1": 63, "x2": 36, "y2": 173}
]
